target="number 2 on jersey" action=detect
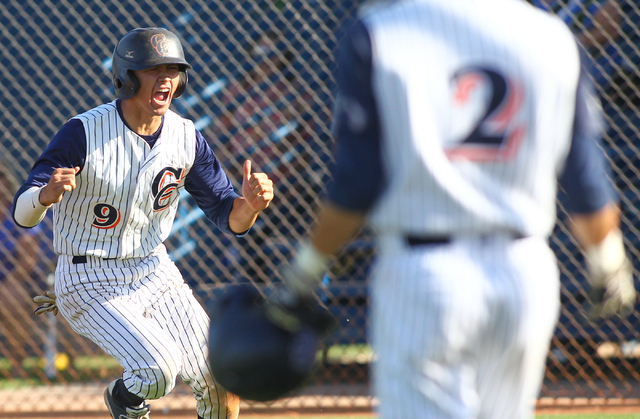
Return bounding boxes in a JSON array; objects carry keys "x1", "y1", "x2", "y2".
[{"x1": 446, "y1": 66, "x2": 526, "y2": 161}]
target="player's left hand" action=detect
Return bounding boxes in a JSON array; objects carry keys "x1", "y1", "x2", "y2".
[
  {"x1": 33, "y1": 291, "x2": 59, "y2": 316},
  {"x1": 241, "y1": 160, "x2": 274, "y2": 212}
]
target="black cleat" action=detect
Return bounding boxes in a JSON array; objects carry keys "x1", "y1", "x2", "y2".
[{"x1": 104, "y1": 380, "x2": 151, "y2": 419}]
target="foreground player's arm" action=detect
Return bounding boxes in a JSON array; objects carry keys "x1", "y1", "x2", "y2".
[
  {"x1": 13, "y1": 119, "x2": 86, "y2": 228},
  {"x1": 283, "y1": 19, "x2": 383, "y2": 296},
  {"x1": 559, "y1": 52, "x2": 635, "y2": 318},
  {"x1": 560, "y1": 53, "x2": 620, "y2": 245},
  {"x1": 185, "y1": 131, "x2": 273, "y2": 235}
]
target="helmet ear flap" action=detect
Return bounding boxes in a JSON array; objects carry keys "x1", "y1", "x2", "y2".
[
  {"x1": 113, "y1": 76, "x2": 123, "y2": 91},
  {"x1": 112, "y1": 68, "x2": 139, "y2": 100},
  {"x1": 113, "y1": 75, "x2": 130, "y2": 100},
  {"x1": 127, "y1": 70, "x2": 140, "y2": 98}
]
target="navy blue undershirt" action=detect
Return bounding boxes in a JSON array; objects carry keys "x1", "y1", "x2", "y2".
[
  {"x1": 328, "y1": 19, "x2": 616, "y2": 214},
  {"x1": 14, "y1": 100, "x2": 240, "y2": 235}
]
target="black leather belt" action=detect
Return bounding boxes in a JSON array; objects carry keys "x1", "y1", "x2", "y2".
[
  {"x1": 405, "y1": 236, "x2": 451, "y2": 247},
  {"x1": 405, "y1": 233, "x2": 525, "y2": 247},
  {"x1": 71, "y1": 256, "x2": 87, "y2": 264},
  {"x1": 72, "y1": 256, "x2": 116, "y2": 264}
]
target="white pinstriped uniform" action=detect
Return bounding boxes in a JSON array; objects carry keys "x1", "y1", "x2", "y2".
[
  {"x1": 360, "y1": 1, "x2": 580, "y2": 418},
  {"x1": 53, "y1": 101, "x2": 236, "y2": 419},
  {"x1": 53, "y1": 101, "x2": 195, "y2": 258}
]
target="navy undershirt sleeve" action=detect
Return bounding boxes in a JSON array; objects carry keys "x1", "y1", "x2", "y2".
[
  {"x1": 13, "y1": 118, "x2": 86, "y2": 206},
  {"x1": 326, "y1": 19, "x2": 386, "y2": 212},
  {"x1": 184, "y1": 130, "x2": 241, "y2": 235},
  {"x1": 559, "y1": 50, "x2": 618, "y2": 214}
]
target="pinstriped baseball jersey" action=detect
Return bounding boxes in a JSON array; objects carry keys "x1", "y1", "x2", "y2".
[
  {"x1": 356, "y1": 0, "x2": 580, "y2": 237},
  {"x1": 53, "y1": 100, "x2": 196, "y2": 258}
]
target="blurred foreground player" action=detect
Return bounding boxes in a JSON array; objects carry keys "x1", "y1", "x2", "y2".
[{"x1": 211, "y1": 1, "x2": 636, "y2": 418}]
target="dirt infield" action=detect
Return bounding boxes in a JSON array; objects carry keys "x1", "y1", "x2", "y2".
[
  {"x1": 536, "y1": 397, "x2": 640, "y2": 416},
  {"x1": 0, "y1": 383, "x2": 375, "y2": 418},
  {"x1": 3, "y1": 382, "x2": 640, "y2": 418}
]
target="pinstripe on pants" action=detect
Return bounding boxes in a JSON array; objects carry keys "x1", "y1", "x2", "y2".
[
  {"x1": 371, "y1": 235, "x2": 560, "y2": 419},
  {"x1": 54, "y1": 245, "x2": 239, "y2": 419}
]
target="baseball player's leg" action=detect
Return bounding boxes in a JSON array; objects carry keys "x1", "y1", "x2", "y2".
[
  {"x1": 151, "y1": 281, "x2": 239, "y2": 419},
  {"x1": 56, "y1": 288, "x2": 183, "y2": 400},
  {"x1": 476, "y1": 237, "x2": 560, "y2": 419},
  {"x1": 370, "y1": 237, "x2": 490, "y2": 419},
  {"x1": 54, "y1": 254, "x2": 187, "y2": 403}
]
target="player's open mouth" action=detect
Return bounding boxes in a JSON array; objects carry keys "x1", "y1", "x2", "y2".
[{"x1": 153, "y1": 88, "x2": 171, "y2": 105}]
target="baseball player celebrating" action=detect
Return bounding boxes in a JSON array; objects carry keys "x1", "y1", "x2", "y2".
[
  {"x1": 272, "y1": 1, "x2": 636, "y2": 418},
  {"x1": 14, "y1": 28, "x2": 273, "y2": 419}
]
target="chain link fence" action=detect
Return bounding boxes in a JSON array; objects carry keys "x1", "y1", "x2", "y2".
[{"x1": 0, "y1": 0, "x2": 639, "y2": 414}]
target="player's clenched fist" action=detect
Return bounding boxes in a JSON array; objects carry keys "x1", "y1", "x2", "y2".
[{"x1": 39, "y1": 167, "x2": 81, "y2": 206}]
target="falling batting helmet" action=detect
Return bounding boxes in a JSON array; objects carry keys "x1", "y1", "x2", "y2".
[
  {"x1": 208, "y1": 285, "x2": 333, "y2": 402},
  {"x1": 112, "y1": 27, "x2": 192, "y2": 100}
]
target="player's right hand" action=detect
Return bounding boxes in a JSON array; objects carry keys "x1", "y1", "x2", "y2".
[
  {"x1": 584, "y1": 228, "x2": 637, "y2": 319},
  {"x1": 588, "y1": 257, "x2": 636, "y2": 319},
  {"x1": 39, "y1": 167, "x2": 80, "y2": 206},
  {"x1": 264, "y1": 242, "x2": 335, "y2": 334},
  {"x1": 267, "y1": 286, "x2": 336, "y2": 336}
]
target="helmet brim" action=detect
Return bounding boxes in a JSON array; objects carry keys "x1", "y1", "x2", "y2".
[{"x1": 119, "y1": 55, "x2": 192, "y2": 71}]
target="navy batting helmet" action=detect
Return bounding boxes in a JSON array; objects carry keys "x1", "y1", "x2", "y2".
[
  {"x1": 208, "y1": 285, "x2": 332, "y2": 402},
  {"x1": 112, "y1": 28, "x2": 192, "y2": 100}
]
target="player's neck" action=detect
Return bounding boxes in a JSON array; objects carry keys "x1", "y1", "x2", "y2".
[
  {"x1": 119, "y1": 100, "x2": 163, "y2": 136},
  {"x1": 128, "y1": 117, "x2": 162, "y2": 136}
]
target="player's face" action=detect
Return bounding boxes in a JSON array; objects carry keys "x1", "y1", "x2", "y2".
[{"x1": 130, "y1": 64, "x2": 181, "y2": 116}]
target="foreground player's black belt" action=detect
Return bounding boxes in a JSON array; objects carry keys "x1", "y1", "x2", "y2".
[
  {"x1": 72, "y1": 255, "x2": 117, "y2": 264},
  {"x1": 405, "y1": 236, "x2": 451, "y2": 247},
  {"x1": 405, "y1": 233, "x2": 526, "y2": 247}
]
